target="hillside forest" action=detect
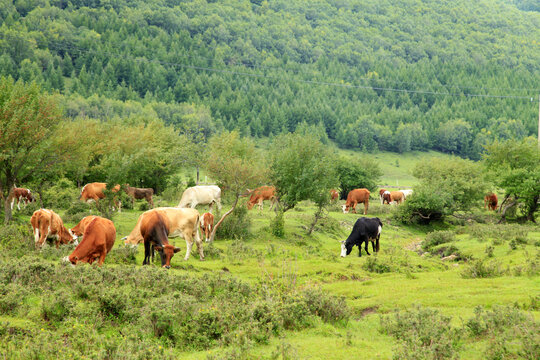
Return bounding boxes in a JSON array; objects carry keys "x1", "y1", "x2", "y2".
[{"x1": 0, "y1": 0, "x2": 539, "y2": 160}]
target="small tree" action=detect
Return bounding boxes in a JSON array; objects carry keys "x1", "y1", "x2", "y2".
[
  {"x1": 0, "y1": 77, "x2": 79, "y2": 223},
  {"x1": 397, "y1": 157, "x2": 488, "y2": 224},
  {"x1": 269, "y1": 132, "x2": 339, "y2": 234},
  {"x1": 484, "y1": 138, "x2": 540, "y2": 223},
  {"x1": 336, "y1": 156, "x2": 382, "y2": 199},
  {"x1": 205, "y1": 131, "x2": 266, "y2": 242}
]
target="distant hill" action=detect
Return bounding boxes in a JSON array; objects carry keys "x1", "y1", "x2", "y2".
[{"x1": 1, "y1": 0, "x2": 538, "y2": 159}]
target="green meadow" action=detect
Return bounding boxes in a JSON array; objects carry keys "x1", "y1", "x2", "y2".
[{"x1": 1, "y1": 150, "x2": 538, "y2": 359}]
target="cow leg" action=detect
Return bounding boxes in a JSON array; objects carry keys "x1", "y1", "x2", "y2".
[
  {"x1": 38, "y1": 222, "x2": 48, "y2": 249},
  {"x1": 364, "y1": 200, "x2": 369, "y2": 215},
  {"x1": 184, "y1": 239, "x2": 193, "y2": 261},
  {"x1": 216, "y1": 199, "x2": 222, "y2": 211},
  {"x1": 148, "y1": 196, "x2": 154, "y2": 209},
  {"x1": 371, "y1": 240, "x2": 377, "y2": 253},
  {"x1": 195, "y1": 237, "x2": 204, "y2": 261},
  {"x1": 17, "y1": 197, "x2": 22, "y2": 211},
  {"x1": 10, "y1": 198, "x2": 15, "y2": 211},
  {"x1": 143, "y1": 241, "x2": 151, "y2": 265},
  {"x1": 364, "y1": 240, "x2": 371, "y2": 255}
]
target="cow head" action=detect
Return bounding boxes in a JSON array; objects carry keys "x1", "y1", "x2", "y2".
[
  {"x1": 247, "y1": 201, "x2": 256, "y2": 210},
  {"x1": 341, "y1": 204, "x2": 349, "y2": 214},
  {"x1": 154, "y1": 244, "x2": 181, "y2": 269},
  {"x1": 340, "y1": 240, "x2": 352, "y2": 257}
]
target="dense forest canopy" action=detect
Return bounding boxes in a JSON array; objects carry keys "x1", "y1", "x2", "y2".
[{"x1": 0, "y1": 0, "x2": 539, "y2": 159}]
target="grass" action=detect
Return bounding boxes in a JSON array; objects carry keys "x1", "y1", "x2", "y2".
[{"x1": 0, "y1": 150, "x2": 538, "y2": 359}]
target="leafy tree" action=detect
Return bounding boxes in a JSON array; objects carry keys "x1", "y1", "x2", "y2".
[
  {"x1": 397, "y1": 157, "x2": 488, "y2": 224},
  {"x1": 484, "y1": 138, "x2": 540, "y2": 223},
  {"x1": 269, "y1": 132, "x2": 339, "y2": 234},
  {"x1": 205, "y1": 131, "x2": 267, "y2": 242},
  {"x1": 336, "y1": 157, "x2": 382, "y2": 200},
  {"x1": 0, "y1": 77, "x2": 79, "y2": 223}
]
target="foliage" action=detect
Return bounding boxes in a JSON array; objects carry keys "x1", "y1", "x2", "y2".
[
  {"x1": 0, "y1": 0, "x2": 537, "y2": 160},
  {"x1": 0, "y1": 77, "x2": 79, "y2": 222},
  {"x1": 215, "y1": 206, "x2": 252, "y2": 240},
  {"x1": 396, "y1": 157, "x2": 488, "y2": 223},
  {"x1": 380, "y1": 305, "x2": 461, "y2": 360},
  {"x1": 335, "y1": 156, "x2": 382, "y2": 198},
  {"x1": 270, "y1": 211, "x2": 285, "y2": 238},
  {"x1": 483, "y1": 138, "x2": 540, "y2": 222},
  {"x1": 461, "y1": 259, "x2": 506, "y2": 278},
  {"x1": 422, "y1": 231, "x2": 456, "y2": 252},
  {"x1": 41, "y1": 178, "x2": 80, "y2": 210},
  {"x1": 270, "y1": 132, "x2": 339, "y2": 211}
]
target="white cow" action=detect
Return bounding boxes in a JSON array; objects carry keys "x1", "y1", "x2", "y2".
[
  {"x1": 177, "y1": 185, "x2": 222, "y2": 211},
  {"x1": 400, "y1": 189, "x2": 413, "y2": 199}
]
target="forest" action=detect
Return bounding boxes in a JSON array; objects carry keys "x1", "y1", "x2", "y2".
[{"x1": 0, "y1": 0, "x2": 539, "y2": 159}]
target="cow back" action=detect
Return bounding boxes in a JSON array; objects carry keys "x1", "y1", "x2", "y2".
[
  {"x1": 347, "y1": 188, "x2": 370, "y2": 203},
  {"x1": 178, "y1": 185, "x2": 221, "y2": 207}
]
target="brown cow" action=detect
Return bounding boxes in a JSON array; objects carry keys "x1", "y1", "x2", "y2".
[
  {"x1": 124, "y1": 184, "x2": 154, "y2": 208},
  {"x1": 330, "y1": 189, "x2": 339, "y2": 201},
  {"x1": 8, "y1": 188, "x2": 36, "y2": 211},
  {"x1": 140, "y1": 211, "x2": 181, "y2": 268},
  {"x1": 484, "y1": 193, "x2": 498, "y2": 211},
  {"x1": 123, "y1": 207, "x2": 203, "y2": 262},
  {"x1": 64, "y1": 216, "x2": 116, "y2": 266},
  {"x1": 199, "y1": 212, "x2": 214, "y2": 243},
  {"x1": 342, "y1": 188, "x2": 370, "y2": 215},
  {"x1": 382, "y1": 191, "x2": 404, "y2": 205},
  {"x1": 247, "y1": 186, "x2": 277, "y2": 211},
  {"x1": 379, "y1": 189, "x2": 387, "y2": 205},
  {"x1": 80, "y1": 182, "x2": 122, "y2": 211},
  {"x1": 30, "y1": 209, "x2": 77, "y2": 249},
  {"x1": 70, "y1": 216, "x2": 98, "y2": 237}
]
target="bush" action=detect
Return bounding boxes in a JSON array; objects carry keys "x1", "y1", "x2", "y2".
[
  {"x1": 380, "y1": 305, "x2": 461, "y2": 360},
  {"x1": 216, "y1": 206, "x2": 252, "y2": 240},
  {"x1": 363, "y1": 256, "x2": 394, "y2": 273},
  {"x1": 63, "y1": 201, "x2": 93, "y2": 223},
  {"x1": 461, "y1": 259, "x2": 506, "y2": 278},
  {"x1": 422, "y1": 231, "x2": 456, "y2": 252},
  {"x1": 105, "y1": 245, "x2": 138, "y2": 265},
  {"x1": 42, "y1": 178, "x2": 79, "y2": 209},
  {"x1": 270, "y1": 211, "x2": 285, "y2": 238},
  {"x1": 41, "y1": 290, "x2": 72, "y2": 323}
]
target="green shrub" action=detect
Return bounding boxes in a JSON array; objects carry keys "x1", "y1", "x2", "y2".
[
  {"x1": 301, "y1": 287, "x2": 349, "y2": 324},
  {"x1": 216, "y1": 206, "x2": 252, "y2": 240},
  {"x1": 363, "y1": 256, "x2": 394, "y2": 273},
  {"x1": 422, "y1": 231, "x2": 456, "y2": 252},
  {"x1": 380, "y1": 305, "x2": 461, "y2": 360},
  {"x1": 461, "y1": 259, "x2": 506, "y2": 278},
  {"x1": 42, "y1": 178, "x2": 79, "y2": 209},
  {"x1": 41, "y1": 290, "x2": 72, "y2": 323},
  {"x1": 105, "y1": 245, "x2": 138, "y2": 265},
  {"x1": 270, "y1": 211, "x2": 285, "y2": 238}
]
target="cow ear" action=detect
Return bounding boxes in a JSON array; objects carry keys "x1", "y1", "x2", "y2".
[
  {"x1": 173, "y1": 247, "x2": 181, "y2": 253},
  {"x1": 340, "y1": 240, "x2": 345, "y2": 244}
]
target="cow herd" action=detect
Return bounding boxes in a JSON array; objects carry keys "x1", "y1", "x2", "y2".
[{"x1": 8, "y1": 182, "x2": 500, "y2": 267}]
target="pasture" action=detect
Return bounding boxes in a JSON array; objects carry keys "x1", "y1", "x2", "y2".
[{"x1": 0, "y1": 187, "x2": 538, "y2": 359}]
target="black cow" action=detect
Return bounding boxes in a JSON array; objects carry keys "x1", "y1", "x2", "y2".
[{"x1": 340, "y1": 217, "x2": 383, "y2": 257}]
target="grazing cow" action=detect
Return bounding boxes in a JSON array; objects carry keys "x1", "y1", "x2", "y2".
[
  {"x1": 247, "y1": 186, "x2": 277, "y2": 211},
  {"x1": 8, "y1": 188, "x2": 36, "y2": 211},
  {"x1": 340, "y1": 217, "x2": 383, "y2": 257},
  {"x1": 379, "y1": 189, "x2": 388, "y2": 205},
  {"x1": 382, "y1": 191, "x2": 404, "y2": 205},
  {"x1": 70, "y1": 216, "x2": 98, "y2": 237},
  {"x1": 123, "y1": 207, "x2": 203, "y2": 262},
  {"x1": 330, "y1": 189, "x2": 339, "y2": 201},
  {"x1": 484, "y1": 193, "x2": 498, "y2": 211},
  {"x1": 80, "y1": 182, "x2": 122, "y2": 211},
  {"x1": 400, "y1": 189, "x2": 413, "y2": 199},
  {"x1": 199, "y1": 212, "x2": 214, "y2": 242},
  {"x1": 178, "y1": 185, "x2": 222, "y2": 211},
  {"x1": 124, "y1": 184, "x2": 154, "y2": 208},
  {"x1": 30, "y1": 209, "x2": 77, "y2": 249},
  {"x1": 341, "y1": 188, "x2": 370, "y2": 215},
  {"x1": 64, "y1": 217, "x2": 116, "y2": 266}
]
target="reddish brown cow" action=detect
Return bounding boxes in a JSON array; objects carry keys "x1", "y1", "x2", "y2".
[
  {"x1": 382, "y1": 191, "x2": 404, "y2": 205},
  {"x1": 199, "y1": 212, "x2": 215, "y2": 242},
  {"x1": 330, "y1": 189, "x2": 339, "y2": 201},
  {"x1": 8, "y1": 188, "x2": 36, "y2": 211},
  {"x1": 80, "y1": 182, "x2": 122, "y2": 210},
  {"x1": 379, "y1": 189, "x2": 387, "y2": 205},
  {"x1": 247, "y1": 186, "x2": 277, "y2": 211},
  {"x1": 484, "y1": 193, "x2": 498, "y2": 211},
  {"x1": 124, "y1": 184, "x2": 154, "y2": 208},
  {"x1": 70, "y1": 216, "x2": 98, "y2": 237},
  {"x1": 342, "y1": 189, "x2": 370, "y2": 215},
  {"x1": 64, "y1": 217, "x2": 116, "y2": 266},
  {"x1": 30, "y1": 209, "x2": 77, "y2": 249},
  {"x1": 140, "y1": 211, "x2": 182, "y2": 269}
]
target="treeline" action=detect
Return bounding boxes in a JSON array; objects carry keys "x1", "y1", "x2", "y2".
[{"x1": 0, "y1": 0, "x2": 538, "y2": 159}]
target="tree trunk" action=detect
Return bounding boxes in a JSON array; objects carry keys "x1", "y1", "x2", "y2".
[
  {"x1": 498, "y1": 198, "x2": 517, "y2": 224},
  {"x1": 208, "y1": 194, "x2": 240, "y2": 243},
  {"x1": 3, "y1": 197, "x2": 12, "y2": 224},
  {"x1": 307, "y1": 205, "x2": 325, "y2": 235},
  {"x1": 196, "y1": 166, "x2": 200, "y2": 185}
]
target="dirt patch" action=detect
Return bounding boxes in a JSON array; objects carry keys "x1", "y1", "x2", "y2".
[{"x1": 360, "y1": 306, "x2": 378, "y2": 317}]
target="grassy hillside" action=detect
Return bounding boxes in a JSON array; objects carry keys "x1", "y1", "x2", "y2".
[{"x1": 1, "y1": 187, "x2": 538, "y2": 358}]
